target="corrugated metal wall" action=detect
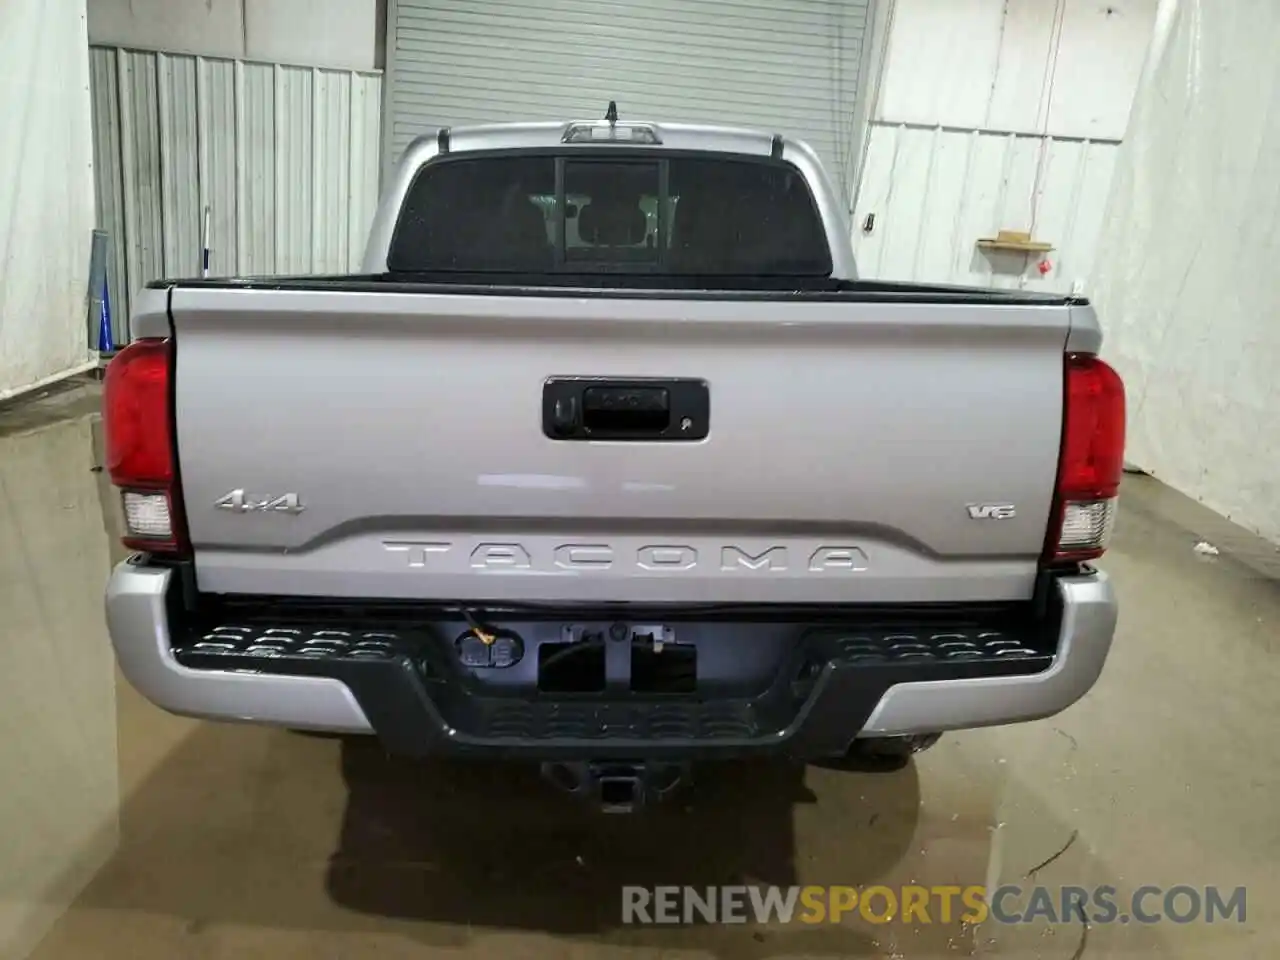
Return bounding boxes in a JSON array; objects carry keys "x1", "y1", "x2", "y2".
[
  {"x1": 89, "y1": 46, "x2": 383, "y2": 340},
  {"x1": 0, "y1": 0, "x2": 97, "y2": 400},
  {"x1": 385, "y1": 0, "x2": 874, "y2": 200},
  {"x1": 851, "y1": 0, "x2": 1156, "y2": 292},
  {"x1": 852, "y1": 124, "x2": 1118, "y2": 292}
]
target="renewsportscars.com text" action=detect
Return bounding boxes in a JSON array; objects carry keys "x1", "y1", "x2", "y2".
[{"x1": 621, "y1": 884, "x2": 1247, "y2": 926}]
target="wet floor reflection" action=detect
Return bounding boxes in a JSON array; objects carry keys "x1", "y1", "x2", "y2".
[{"x1": 0, "y1": 382, "x2": 119, "y2": 958}]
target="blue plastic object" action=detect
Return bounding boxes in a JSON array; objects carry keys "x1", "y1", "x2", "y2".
[{"x1": 97, "y1": 281, "x2": 115, "y2": 353}]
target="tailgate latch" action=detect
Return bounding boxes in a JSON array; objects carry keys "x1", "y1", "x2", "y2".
[{"x1": 542, "y1": 377, "x2": 709, "y2": 441}]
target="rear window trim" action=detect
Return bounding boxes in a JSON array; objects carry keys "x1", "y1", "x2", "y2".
[{"x1": 385, "y1": 147, "x2": 834, "y2": 279}]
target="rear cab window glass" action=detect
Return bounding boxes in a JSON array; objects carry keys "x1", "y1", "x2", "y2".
[{"x1": 387, "y1": 151, "x2": 833, "y2": 279}]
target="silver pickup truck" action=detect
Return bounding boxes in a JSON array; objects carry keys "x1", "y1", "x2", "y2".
[{"x1": 103, "y1": 110, "x2": 1123, "y2": 811}]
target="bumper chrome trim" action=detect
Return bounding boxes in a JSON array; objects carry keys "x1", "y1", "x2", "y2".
[
  {"x1": 105, "y1": 561, "x2": 373, "y2": 733},
  {"x1": 858, "y1": 570, "x2": 1117, "y2": 736}
]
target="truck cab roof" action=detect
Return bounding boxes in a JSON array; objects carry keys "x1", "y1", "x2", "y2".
[{"x1": 402, "y1": 118, "x2": 804, "y2": 161}]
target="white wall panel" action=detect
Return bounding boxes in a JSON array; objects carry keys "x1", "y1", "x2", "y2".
[
  {"x1": 1091, "y1": 0, "x2": 1280, "y2": 544},
  {"x1": 90, "y1": 47, "x2": 128, "y2": 344},
  {"x1": 199, "y1": 57, "x2": 240, "y2": 277},
  {"x1": 0, "y1": 0, "x2": 97, "y2": 399},
  {"x1": 88, "y1": 0, "x2": 245, "y2": 60},
  {"x1": 852, "y1": 124, "x2": 1117, "y2": 292},
  {"x1": 1051, "y1": 0, "x2": 1156, "y2": 137},
  {"x1": 157, "y1": 52, "x2": 200, "y2": 279},
  {"x1": 237, "y1": 61, "x2": 277, "y2": 274},
  {"x1": 853, "y1": 0, "x2": 1154, "y2": 290},
  {"x1": 348, "y1": 75, "x2": 383, "y2": 265},
  {"x1": 878, "y1": 0, "x2": 1156, "y2": 139},
  {"x1": 116, "y1": 49, "x2": 164, "y2": 327},
  {"x1": 88, "y1": 0, "x2": 382, "y2": 71},
  {"x1": 245, "y1": 0, "x2": 381, "y2": 73},
  {"x1": 312, "y1": 69, "x2": 353, "y2": 274},
  {"x1": 274, "y1": 63, "x2": 315, "y2": 275},
  {"x1": 90, "y1": 47, "x2": 383, "y2": 337}
]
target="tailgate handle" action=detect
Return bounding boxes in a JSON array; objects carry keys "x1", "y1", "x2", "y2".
[
  {"x1": 582, "y1": 386, "x2": 669, "y2": 433},
  {"x1": 542, "y1": 378, "x2": 709, "y2": 441}
]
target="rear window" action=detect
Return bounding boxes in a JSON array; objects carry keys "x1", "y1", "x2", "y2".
[{"x1": 387, "y1": 152, "x2": 833, "y2": 278}]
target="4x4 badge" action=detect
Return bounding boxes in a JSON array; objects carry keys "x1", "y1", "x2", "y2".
[{"x1": 214, "y1": 489, "x2": 305, "y2": 514}]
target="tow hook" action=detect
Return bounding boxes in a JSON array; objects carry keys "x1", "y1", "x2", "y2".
[{"x1": 540, "y1": 760, "x2": 690, "y2": 813}]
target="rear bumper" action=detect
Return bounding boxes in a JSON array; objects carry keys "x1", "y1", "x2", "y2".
[
  {"x1": 860, "y1": 570, "x2": 1115, "y2": 736},
  {"x1": 105, "y1": 559, "x2": 1117, "y2": 758},
  {"x1": 106, "y1": 562, "x2": 372, "y2": 734}
]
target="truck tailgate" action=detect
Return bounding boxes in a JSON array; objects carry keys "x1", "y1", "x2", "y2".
[{"x1": 169, "y1": 287, "x2": 1070, "y2": 604}]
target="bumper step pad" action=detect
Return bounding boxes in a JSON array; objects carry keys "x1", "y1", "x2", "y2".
[{"x1": 171, "y1": 617, "x2": 1053, "y2": 761}]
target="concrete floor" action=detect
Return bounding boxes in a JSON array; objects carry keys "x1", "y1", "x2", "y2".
[{"x1": 1, "y1": 379, "x2": 1277, "y2": 959}]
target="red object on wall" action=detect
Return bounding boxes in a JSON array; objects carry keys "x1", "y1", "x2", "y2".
[{"x1": 1038, "y1": 258, "x2": 1053, "y2": 275}]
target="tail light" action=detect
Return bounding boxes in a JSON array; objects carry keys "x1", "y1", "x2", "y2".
[
  {"x1": 1045, "y1": 354, "x2": 1126, "y2": 563},
  {"x1": 103, "y1": 338, "x2": 189, "y2": 555}
]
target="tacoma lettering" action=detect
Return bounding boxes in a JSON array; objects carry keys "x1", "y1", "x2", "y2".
[
  {"x1": 554, "y1": 544, "x2": 614, "y2": 569},
  {"x1": 721, "y1": 545, "x2": 788, "y2": 572},
  {"x1": 808, "y1": 546, "x2": 869, "y2": 572},
  {"x1": 384, "y1": 541, "x2": 869, "y2": 574},
  {"x1": 469, "y1": 543, "x2": 532, "y2": 569},
  {"x1": 383, "y1": 541, "x2": 450, "y2": 568},
  {"x1": 637, "y1": 546, "x2": 697, "y2": 571}
]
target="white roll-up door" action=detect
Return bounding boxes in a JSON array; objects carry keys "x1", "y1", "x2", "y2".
[{"x1": 384, "y1": 0, "x2": 874, "y2": 199}]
